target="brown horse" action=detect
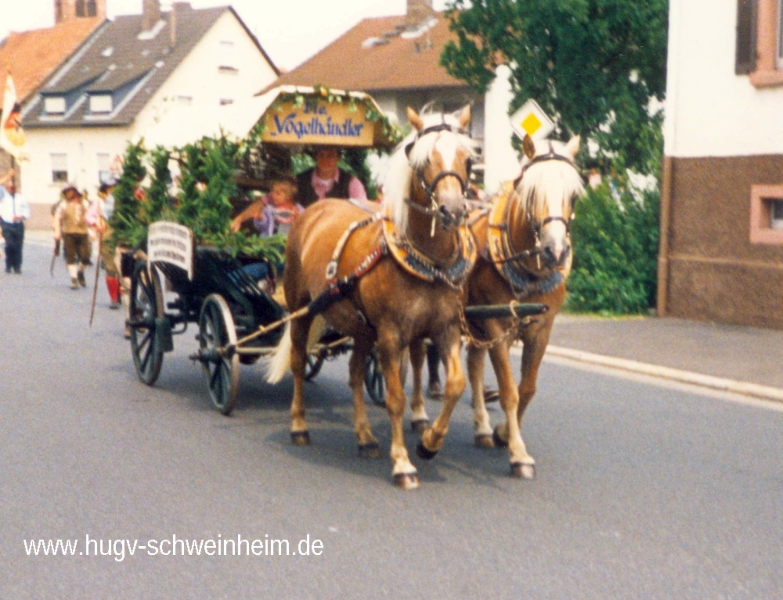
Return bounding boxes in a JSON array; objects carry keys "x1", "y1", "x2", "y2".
[
  {"x1": 408, "y1": 134, "x2": 584, "y2": 478},
  {"x1": 266, "y1": 106, "x2": 477, "y2": 489}
]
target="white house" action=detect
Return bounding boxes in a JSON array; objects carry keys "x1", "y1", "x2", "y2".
[
  {"x1": 21, "y1": 0, "x2": 279, "y2": 228},
  {"x1": 659, "y1": 0, "x2": 783, "y2": 328}
]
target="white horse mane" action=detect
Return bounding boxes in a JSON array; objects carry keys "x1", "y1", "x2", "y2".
[
  {"x1": 516, "y1": 139, "x2": 584, "y2": 223},
  {"x1": 383, "y1": 111, "x2": 477, "y2": 231}
]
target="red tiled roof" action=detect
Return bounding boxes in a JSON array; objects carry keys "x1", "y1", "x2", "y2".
[
  {"x1": 267, "y1": 13, "x2": 465, "y2": 93},
  {"x1": 0, "y1": 18, "x2": 103, "y2": 103}
]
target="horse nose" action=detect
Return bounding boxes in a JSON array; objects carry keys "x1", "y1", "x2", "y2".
[
  {"x1": 437, "y1": 204, "x2": 463, "y2": 228},
  {"x1": 541, "y1": 240, "x2": 570, "y2": 267}
]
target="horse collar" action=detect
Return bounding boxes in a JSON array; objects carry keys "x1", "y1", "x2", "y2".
[{"x1": 383, "y1": 218, "x2": 476, "y2": 290}]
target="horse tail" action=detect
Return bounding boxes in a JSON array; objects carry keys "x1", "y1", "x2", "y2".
[
  {"x1": 265, "y1": 315, "x2": 328, "y2": 384},
  {"x1": 265, "y1": 321, "x2": 292, "y2": 384}
]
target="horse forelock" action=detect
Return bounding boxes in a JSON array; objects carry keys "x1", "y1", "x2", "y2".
[
  {"x1": 383, "y1": 112, "x2": 476, "y2": 230},
  {"x1": 516, "y1": 150, "x2": 584, "y2": 223}
]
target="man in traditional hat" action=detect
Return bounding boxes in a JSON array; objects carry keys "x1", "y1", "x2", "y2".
[
  {"x1": 295, "y1": 146, "x2": 367, "y2": 208},
  {"x1": 53, "y1": 184, "x2": 92, "y2": 289}
]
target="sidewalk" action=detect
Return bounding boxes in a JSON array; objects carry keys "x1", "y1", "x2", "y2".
[{"x1": 546, "y1": 314, "x2": 783, "y2": 402}]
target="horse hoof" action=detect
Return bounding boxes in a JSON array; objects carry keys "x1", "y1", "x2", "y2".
[
  {"x1": 511, "y1": 462, "x2": 536, "y2": 479},
  {"x1": 410, "y1": 419, "x2": 430, "y2": 435},
  {"x1": 358, "y1": 442, "x2": 380, "y2": 459},
  {"x1": 492, "y1": 426, "x2": 509, "y2": 448},
  {"x1": 416, "y1": 440, "x2": 438, "y2": 460},
  {"x1": 291, "y1": 431, "x2": 311, "y2": 446},
  {"x1": 474, "y1": 434, "x2": 495, "y2": 449},
  {"x1": 393, "y1": 472, "x2": 420, "y2": 490}
]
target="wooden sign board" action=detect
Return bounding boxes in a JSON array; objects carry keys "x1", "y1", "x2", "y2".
[
  {"x1": 148, "y1": 221, "x2": 194, "y2": 280},
  {"x1": 261, "y1": 97, "x2": 376, "y2": 147}
]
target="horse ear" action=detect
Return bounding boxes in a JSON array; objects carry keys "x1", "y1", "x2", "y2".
[
  {"x1": 457, "y1": 104, "x2": 471, "y2": 130},
  {"x1": 565, "y1": 135, "x2": 581, "y2": 158},
  {"x1": 407, "y1": 107, "x2": 424, "y2": 132},
  {"x1": 522, "y1": 134, "x2": 536, "y2": 160}
]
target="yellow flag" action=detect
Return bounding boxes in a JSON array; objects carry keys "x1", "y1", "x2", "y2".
[{"x1": 0, "y1": 74, "x2": 27, "y2": 160}]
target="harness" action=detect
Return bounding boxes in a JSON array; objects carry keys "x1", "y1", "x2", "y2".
[
  {"x1": 309, "y1": 120, "x2": 477, "y2": 322},
  {"x1": 485, "y1": 176, "x2": 567, "y2": 301}
]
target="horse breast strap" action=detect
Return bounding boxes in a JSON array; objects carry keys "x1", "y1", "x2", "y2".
[
  {"x1": 382, "y1": 218, "x2": 476, "y2": 290},
  {"x1": 486, "y1": 187, "x2": 564, "y2": 299}
]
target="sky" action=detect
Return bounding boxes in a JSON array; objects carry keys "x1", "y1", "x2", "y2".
[{"x1": 1, "y1": 0, "x2": 452, "y2": 71}]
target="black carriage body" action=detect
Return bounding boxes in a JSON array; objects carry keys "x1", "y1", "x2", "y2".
[{"x1": 158, "y1": 247, "x2": 286, "y2": 349}]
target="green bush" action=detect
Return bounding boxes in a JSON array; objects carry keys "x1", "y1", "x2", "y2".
[{"x1": 565, "y1": 183, "x2": 659, "y2": 315}]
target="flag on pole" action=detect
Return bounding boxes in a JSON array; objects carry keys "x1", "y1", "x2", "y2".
[{"x1": 0, "y1": 73, "x2": 27, "y2": 160}]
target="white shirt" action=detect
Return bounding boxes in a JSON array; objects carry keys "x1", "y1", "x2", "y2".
[{"x1": 0, "y1": 187, "x2": 30, "y2": 223}]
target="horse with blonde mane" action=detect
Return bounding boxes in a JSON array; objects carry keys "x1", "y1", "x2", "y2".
[
  {"x1": 266, "y1": 106, "x2": 477, "y2": 489},
  {"x1": 408, "y1": 133, "x2": 584, "y2": 478}
]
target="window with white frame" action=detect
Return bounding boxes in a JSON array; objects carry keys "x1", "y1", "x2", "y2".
[
  {"x1": 97, "y1": 153, "x2": 113, "y2": 184},
  {"x1": 51, "y1": 153, "x2": 68, "y2": 183},
  {"x1": 89, "y1": 94, "x2": 113, "y2": 114},
  {"x1": 45, "y1": 96, "x2": 66, "y2": 115}
]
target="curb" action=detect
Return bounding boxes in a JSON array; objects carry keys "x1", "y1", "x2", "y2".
[{"x1": 539, "y1": 345, "x2": 783, "y2": 404}]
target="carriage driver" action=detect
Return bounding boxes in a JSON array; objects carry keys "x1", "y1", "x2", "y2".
[{"x1": 295, "y1": 145, "x2": 367, "y2": 207}]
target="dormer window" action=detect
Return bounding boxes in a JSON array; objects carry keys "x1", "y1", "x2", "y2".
[
  {"x1": 44, "y1": 96, "x2": 66, "y2": 115},
  {"x1": 76, "y1": 0, "x2": 97, "y2": 18},
  {"x1": 89, "y1": 94, "x2": 113, "y2": 114}
]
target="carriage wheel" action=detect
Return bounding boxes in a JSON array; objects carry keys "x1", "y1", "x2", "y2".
[
  {"x1": 129, "y1": 262, "x2": 164, "y2": 386},
  {"x1": 304, "y1": 351, "x2": 325, "y2": 381},
  {"x1": 365, "y1": 350, "x2": 386, "y2": 407},
  {"x1": 198, "y1": 294, "x2": 240, "y2": 416}
]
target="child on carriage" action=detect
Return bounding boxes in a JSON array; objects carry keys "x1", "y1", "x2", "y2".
[{"x1": 230, "y1": 178, "x2": 303, "y2": 283}]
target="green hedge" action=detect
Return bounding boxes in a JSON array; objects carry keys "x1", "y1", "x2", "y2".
[{"x1": 565, "y1": 183, "x2": 659, "y2": 315}]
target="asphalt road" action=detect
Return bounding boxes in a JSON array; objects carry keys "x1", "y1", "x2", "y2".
[{"x1": 2, "y1": 238, "x2": 782, "y2": 598}]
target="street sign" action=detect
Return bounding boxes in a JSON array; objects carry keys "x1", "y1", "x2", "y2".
[{"x1": 510, "y1": 99, "x2": 554, "y2": 141}]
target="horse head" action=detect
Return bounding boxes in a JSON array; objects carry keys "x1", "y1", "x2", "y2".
[
  {"x1": 516, "y1": 134, "x2": 584, "y2": 268},
  {"x1": 385, "y1": 106, "x2": 476, "y2": 234}
]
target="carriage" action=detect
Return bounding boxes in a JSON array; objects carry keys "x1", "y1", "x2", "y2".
[{"x1": 121, "y1": 88, "x2": 572, "y2": 488}]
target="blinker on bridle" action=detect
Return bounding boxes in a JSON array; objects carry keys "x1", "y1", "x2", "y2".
[{"x1": 404, "y1": 122, "x2": 472, "y2": 234}]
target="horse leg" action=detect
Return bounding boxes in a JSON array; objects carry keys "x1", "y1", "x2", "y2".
[
  {"x1": 289, "y1": 315, "x2": 313, "y2": 446},
  {"x1": 467, "y1": 344, "x2": 494, "y2": 448},
  {"x1": 486, "y1": 341, "x2": 535, "y2": 479},
  {"x1": 377, "y1": 337, "x2": 419, "y2": 490},
  {"x1": 349, "y1": 337, "x2": 380, "y2": 458},
  {"x1": 408, "y1": 340, "x2": 430, "y2": 435},
  {"x1": 512, "y1": 324, "x2": 554, "y2": 468},
  {"x1": 418, "y1": 334, "x2": 466, "y2": 459}
]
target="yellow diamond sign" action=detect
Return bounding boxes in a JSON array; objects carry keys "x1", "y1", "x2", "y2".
[{"x1": 510, "y1": 99, "x2": 554, "y2": 140}]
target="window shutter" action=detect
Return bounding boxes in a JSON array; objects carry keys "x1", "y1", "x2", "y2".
[{"x1": 735, "y1": 0, "x2": 758, "y2": 74}]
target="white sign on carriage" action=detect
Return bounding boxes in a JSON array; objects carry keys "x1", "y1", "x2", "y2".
[{"x1": 148, "y1": 221, "x2": 194, "y2": 281}]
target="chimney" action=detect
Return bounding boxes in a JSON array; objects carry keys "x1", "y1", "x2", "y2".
[
  {"x1": 142, "y1": 0, "x2": 161, "y2": 32},
  {"x1": 405, "y1": 0, "x2": 434, "y2": 30},
  {"x1": 170, "y1": 2, "x2": 190, "y2": 47}
]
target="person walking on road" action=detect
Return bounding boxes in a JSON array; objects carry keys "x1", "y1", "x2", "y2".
[
  {"x1": 0, "y1": 169, "x2": 30, "y2": 274},
  {"x1": 53, "y1": 184, "x2": 92, "y2": 289},
  {"x1": 86, "y1": 181, "x2": 121, "y2": 308}
]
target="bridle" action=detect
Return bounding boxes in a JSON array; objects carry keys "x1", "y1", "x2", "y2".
[
  {"x1": 513, "y1": 140, "x2": 581, "y2": 242},
  {"x1": 404, "y1": 122, "x2": 473, "y2": 232},
  {"x1": 496, "y1": 141, "x2": 582, "y2": 268}
]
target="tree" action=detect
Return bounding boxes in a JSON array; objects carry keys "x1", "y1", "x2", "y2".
[{"x1": 441, "y1": 0, "x2": 667, "y2": 177}]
